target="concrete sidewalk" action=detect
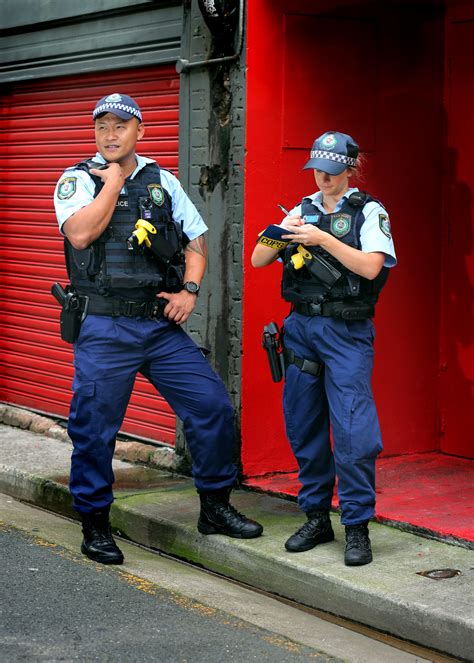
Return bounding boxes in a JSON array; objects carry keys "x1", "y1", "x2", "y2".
[{"x1": 0, "y1": 422, "x2": 472, "y2": 661}]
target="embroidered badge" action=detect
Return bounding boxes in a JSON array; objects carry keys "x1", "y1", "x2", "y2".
[
  {"x1": 57, "y1": 177, "x2": 77, "y2": 200},
  {"x1": 303, "y1": 214, "x2": 320, "y2": 225},
  {"x1": 379, "y1": 214, "x2": 392, "y2": 238},
  {"x1": 105, "y1": 93, "x2": 122, "y2": 102},
  {"x1": 321, "y1": 134, "x2": 337, "y2": 150},
  {"x1": 330, "y1": 213, "x2": 351, "y2": 238},
  {"x1": 147, "y1": 184, "x2": 164, "y2": 206}
]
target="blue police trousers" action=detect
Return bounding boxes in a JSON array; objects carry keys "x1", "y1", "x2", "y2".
[
  {"x1": 68, "y1": 315, "x2": 237, "y2": 513},
  {"x1": 282, "y1": 313, "x2": 383, "y2": 525}
]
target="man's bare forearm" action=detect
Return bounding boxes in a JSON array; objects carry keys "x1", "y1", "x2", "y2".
[
  {"x1": 184, "y1": 235, "x2": 207, "y2": 283},
  {"x1": 63, "y1": 164, "x2": 124, "y2": 249}
]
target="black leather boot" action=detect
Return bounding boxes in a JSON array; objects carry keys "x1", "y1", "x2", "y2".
[
  {"x1": 197, "y1": 489, "x2": 263, "y2": 539},
  {"x1": 285, "y1": 511, "x2": 334, "y2": 552},
  {"x1": 81, "y1": 507, "x2": 124, "y2": 565},
  {"x1": 344, "y1": 523, "x2": 373, "y2": 566}
]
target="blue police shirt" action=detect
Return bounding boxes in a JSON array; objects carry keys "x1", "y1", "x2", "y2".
[
  {"x1": 54, "y1": 153, "x2": 208, "y2": 240},
  {"x1": 287, "y1": 187, "x2": 397, "y2": 268}
]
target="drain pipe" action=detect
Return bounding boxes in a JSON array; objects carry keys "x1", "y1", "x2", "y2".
[{"x1": 176, "y1": 0, "x2": 244, "y2": 74}]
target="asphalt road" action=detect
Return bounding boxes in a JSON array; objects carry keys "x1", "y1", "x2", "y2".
[{"x1": 0, "y1": 494, "x2": 435, "y2": 663}]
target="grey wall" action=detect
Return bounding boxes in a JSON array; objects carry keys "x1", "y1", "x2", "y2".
[
  {"x1": 0, "y1": 0, "x2": 182, "y2": 82},
  {"x1": 176, "y1": 1, "x2": 246, "y2": 468}
]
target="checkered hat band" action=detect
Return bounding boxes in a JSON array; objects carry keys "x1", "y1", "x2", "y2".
[
  {"x1": 310, "y1": 150, "x2": 357, "y2": 167},
  {"x1": 93, "y1": 102, "x2": 142, "y2": 121}
]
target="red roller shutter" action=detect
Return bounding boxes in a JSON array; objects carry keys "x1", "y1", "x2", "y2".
[{"x1": 0, "y1": 66, "x2": 180, "y2": 445}]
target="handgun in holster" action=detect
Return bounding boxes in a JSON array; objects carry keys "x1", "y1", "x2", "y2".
[
  {"x1": 51, "y1": 283, "x2": 88, "y2": 344},
  {"x1": 262, "y1": 322, "x2": 285, "y2": 382},
  {"x1": 291, "y1": 245, "x2": 342, "y2": 288}
]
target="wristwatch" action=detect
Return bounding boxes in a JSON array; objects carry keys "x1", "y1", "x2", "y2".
[{"x1": 183, "y1": 281, "x2": 200, "y2": 296}]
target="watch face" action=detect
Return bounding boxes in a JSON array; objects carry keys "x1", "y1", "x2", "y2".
[{"x1": 184, "y1": 281, "x2": 199, "y2": 294}]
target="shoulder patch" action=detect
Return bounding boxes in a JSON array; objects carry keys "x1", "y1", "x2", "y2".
[
  {"x1": 57, "y1": 177, "x2": 77, "y2": 200},
  {"x1": 379, "y1": 213, "x2": 392, "y2": 238}
]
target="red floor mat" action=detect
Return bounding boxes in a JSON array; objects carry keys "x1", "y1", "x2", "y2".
[{"x1": 243, "y1": 453, "x2": 474, "y2": 544}]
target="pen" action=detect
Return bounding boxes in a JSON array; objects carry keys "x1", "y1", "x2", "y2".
[{"x1": 277, "y1": 203, "x2": 291, "y2": 216}]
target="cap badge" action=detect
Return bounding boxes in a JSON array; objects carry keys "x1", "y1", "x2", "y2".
[
  {"x1": 147, "y1": 184, "x2": 164, "y2": 206},
  {"x1": 57, "y1": 177, "x2": 77, "y2": 200},
  {"x1": 379, "y1": 214, "x2": 392, "y2": 238},
  {"x1": 330, "y1": 213, "x2": 351, "y2": 238},
  {"x1": 321, "y1": 134, "x2": 337, "y2": 150},
  {"x1": 105, "y1": 93, "x2": 122, "y2": 103}
]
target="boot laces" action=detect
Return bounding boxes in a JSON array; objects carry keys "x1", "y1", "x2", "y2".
[
  {"x1": 87, "y1": 523, "x2": 114, "y2": 545},
  {"x1": 216, "y1": 502, "x2": 246, "y2": 523},
  {"x1": 346, "y1": 528, "x2": 370, "y2": 550},
  {"x1": 295, "y1": 516, "x2": 328, "y2": 537}
]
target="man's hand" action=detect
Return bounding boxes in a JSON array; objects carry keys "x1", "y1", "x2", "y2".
[
  {"x1": 158, "y1": 290, "x2": 197, "y2": 325},
  {"x1": 90, "y1": 162, "x2": 125, "y2": 191}
]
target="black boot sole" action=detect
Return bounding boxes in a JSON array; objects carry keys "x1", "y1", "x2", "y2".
[
  {"x1": 197, "y1": 519, "x2": 263, "y2": 539},
  {"x1": 285, "y1": 529, "x2": 335, "y2": 553},
  {"x1": 344, "y1": 552, "x2": 373, "y2": 566},
  {"x1": 81, "y1": 543, "x2": 124, "y2": 565}
]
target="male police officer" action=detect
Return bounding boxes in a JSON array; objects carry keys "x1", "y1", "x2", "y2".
[
  {"x1": 54, "y1": 93, "x2": 262, "y2": 564},
  {"x1": 251, "y1": 131, "x2": 396, "y2": 565}
]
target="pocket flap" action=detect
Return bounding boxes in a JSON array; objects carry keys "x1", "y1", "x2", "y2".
[{"x1": 73, "y1": 248, "x2": 92, "y2": 272}]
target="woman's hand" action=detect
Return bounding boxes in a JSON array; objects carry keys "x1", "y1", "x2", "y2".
[
  {"x1": 251, "y1": 214, "x2": 305, "y2": 268},
  {"x1": 282, "y1": 223, "x2": 328, "y2": 247},
  {"x1": 279, "y1": 214, "x2": 304, "y2": 232}
]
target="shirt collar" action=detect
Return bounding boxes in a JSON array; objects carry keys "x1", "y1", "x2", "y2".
[
  {"x1": 93, "y1": 152, "x2": 154, "y2": 180},
  {"x1": 311, "y1": 187, "x2": 359, "y2": 213}
]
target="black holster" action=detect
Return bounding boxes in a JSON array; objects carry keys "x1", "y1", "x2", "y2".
[
  {"x1": 51, "y1": 283, "x2": 88, "y2": 343},
  {"x1": 262, "y1": 322, "x2": 285, "y2": 382}
]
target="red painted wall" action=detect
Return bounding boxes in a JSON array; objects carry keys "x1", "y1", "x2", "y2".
[
  {"x1": 440, "y1": 3, "x2": 474, "y2": 458},
  {"x1": 242, "y1": 1, "x2": 447, "y2": 476}
]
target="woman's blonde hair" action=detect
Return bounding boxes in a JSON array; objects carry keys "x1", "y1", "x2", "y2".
[{"x1": 348, "y1": 153, "x2": 366, "y2": 182}]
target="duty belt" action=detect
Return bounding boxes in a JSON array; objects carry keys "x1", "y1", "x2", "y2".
[
  {"x1": 293, "y1": 301, "x2": 374, "y2": 320},
  {"x1": 84, "y1": 294, "x2": 166, "y2": 319}
]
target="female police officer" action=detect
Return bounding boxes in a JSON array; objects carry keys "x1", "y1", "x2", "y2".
[
  {"x1": 54, "y1": 93, "x2": 262, "y2": 565},
  {"x1": 251, "y1": 131, "x2": 396, "y2": 565}
]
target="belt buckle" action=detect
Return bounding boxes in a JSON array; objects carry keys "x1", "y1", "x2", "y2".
[
  {"x1": 150, "y1": 301, "x2": 164, "y2": 319},
  {"x1": 309, "y1": 303, "x2": 321, "y2": 316},
  {"x1": 122, "y1": 300, "x2": 139, "y2": 317}
]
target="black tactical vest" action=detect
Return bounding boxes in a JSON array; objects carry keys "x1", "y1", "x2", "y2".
[
  {"x1": 64, "y1": 160, "x2": 185, "y2": 302},
  {"x1": 281, "y1": 192, "x2": 389, "y2": 307}
]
